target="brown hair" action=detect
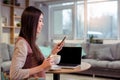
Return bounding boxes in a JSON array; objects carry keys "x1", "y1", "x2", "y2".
[{"x1": 19, "y1": 6, "x2": 44, "y2": 64}]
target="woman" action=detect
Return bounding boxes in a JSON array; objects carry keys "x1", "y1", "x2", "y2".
[{"x1": 10, "y1": 6, "x2": 64, "y2": 80}]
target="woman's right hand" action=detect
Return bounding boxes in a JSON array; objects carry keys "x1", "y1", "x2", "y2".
[
  {"x1": 29, "y1": 58, "x2": 52, "y2": 75},
  {"x1": 41, "y1": 58, "x2": 52, "y2": 70}
]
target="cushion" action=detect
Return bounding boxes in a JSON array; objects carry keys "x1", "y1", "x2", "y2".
[
  {"x1": 8, "y1": 44, "x2": 14, "y2": 60},
  {"x1": 81, "y1": 43, "x2": 100, "y2": 59},
  {"x1": 1, "y1": 61, "x2": 11, "y2": 72},
  {"x1": 108, "y1": 61, "x2": 120, "y2": 69},
  {"x1": 75, "y1": 44, "x2": 86, "y2": 57},
  {"x1": 82, "y1": 59, "x2": 98, "y2": 67},
  {"x1": 1, "y1": 43, "x2": 10, "y2": 61},
  {"x1": 82, "y1": 49, "x2": 86, "y2": 57},
  {"x1": 39, "y1": 46, "x2": 52, "y2": 58},
  {"x1": 82, "y1": 59, "x2": 110, "y2": 68},
  {"x1": 96, "y1": 60, "x2": 110, "y2": 68},
  {"x1": 86, "y1": 51, "x2": 96, "y2": 59},
  {"x1": 95, "y1": 47, "x2": 114, "y2": 60},
  {"x1": 115, "y1": 43, "x2": 120, "y2": 60}
]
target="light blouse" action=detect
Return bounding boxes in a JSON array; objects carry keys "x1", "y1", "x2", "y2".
[{"x1": 10, "y1": 38, "x2": 30, "y2": 80}]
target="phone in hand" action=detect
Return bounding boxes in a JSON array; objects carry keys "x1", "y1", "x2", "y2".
[{"x1": 58, "y1": 36, "x2": 66, "y2": 46}]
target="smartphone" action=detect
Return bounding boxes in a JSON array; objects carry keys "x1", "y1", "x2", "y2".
[{"x1": 58, "y1": 36, "x2": 66, "y2": 46}]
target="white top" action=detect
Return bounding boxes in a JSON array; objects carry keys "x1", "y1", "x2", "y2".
[{"x1": 10, "y1": 39, "x2": 30, "y2": 80}]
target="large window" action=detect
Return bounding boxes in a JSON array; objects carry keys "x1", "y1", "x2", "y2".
[
  {"x1": 49, "y1": 0, "x2": 118, "y2": 40},
  {"x1": 87, "y1": 1, "x2": 118, "y2": 39},
  {"x1": 49, "y1": 2, "x2": 74, "y2": 39}
]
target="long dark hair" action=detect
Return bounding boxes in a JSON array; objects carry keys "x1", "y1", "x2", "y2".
[{"x1": 19, "y1": 6, "x2": 44, "y2": 64}]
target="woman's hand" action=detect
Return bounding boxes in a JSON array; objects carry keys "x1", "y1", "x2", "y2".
[
  {"x1": 51, "y1": 42, "x2": 64, "y2": 55},
  {"x1": 41, "y1": 58, "x2": 52, "y2": 70}
]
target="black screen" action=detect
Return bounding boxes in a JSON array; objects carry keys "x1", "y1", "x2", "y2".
[{"x1": 57, "y1": 47, "x2": 82, "y2": 65}]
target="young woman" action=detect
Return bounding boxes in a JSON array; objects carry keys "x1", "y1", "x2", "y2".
[{"x1": 10, "y1": 6, "x2": 64, "y2": 80}]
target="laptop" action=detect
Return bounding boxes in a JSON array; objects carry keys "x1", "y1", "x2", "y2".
[{"x1": 57, "y1": 47, "x2": 82, "y2": 69}]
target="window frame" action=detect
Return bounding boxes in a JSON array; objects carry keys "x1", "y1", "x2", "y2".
[{"x1": 49, "y1": 4, "x2": 75, "y2": 40}]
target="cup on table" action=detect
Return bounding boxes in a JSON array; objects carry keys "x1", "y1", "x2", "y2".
[{"x1": 50, "y1": 55, "x2": 61, "y2": 65}]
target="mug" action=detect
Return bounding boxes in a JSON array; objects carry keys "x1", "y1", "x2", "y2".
[{"x1": 50, "y1": 55, "x2": 61, "y2": 64}]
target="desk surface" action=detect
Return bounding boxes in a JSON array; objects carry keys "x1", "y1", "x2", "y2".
[{"x1": 48, "y1": 62, "x2": 91, "y2": 74}]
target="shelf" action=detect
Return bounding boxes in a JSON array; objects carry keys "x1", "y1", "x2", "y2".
[
  {"x1": 2, "y1": 3, "x2": 13, "y2": 7},
  {"x1": 14, "y1": 16, "x2": 21, "y2": 19},
  {"x1": 2, "y1": 26, "x2": 14, "y2": 28},
  {"x1": 2, "y1": 3, "x2": 25, "y2": 9},
  {"x1": 2, "y1": 26, "x2": 21, "y2": 29},
  {"x1": 14, "y1": 27, "x2": 21, "y2": 29},
  {"x1": 13, "y1": 5, "x2": 25, "y2": 9},
  {"x1": 1, "y1": 0, "x2": 29, "y2": 44}
]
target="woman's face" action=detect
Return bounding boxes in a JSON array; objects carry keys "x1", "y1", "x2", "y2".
[{"x1": 37, "y1": 14, "x2": 44, "y2": 34}]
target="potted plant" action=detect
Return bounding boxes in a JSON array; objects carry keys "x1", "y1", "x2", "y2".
[
  {"x1": 3, "y1": 0, "x2": 10, "y2": 4},
  {"x1": 89, "y1": 35, "x2": 94, "y2": 43}
]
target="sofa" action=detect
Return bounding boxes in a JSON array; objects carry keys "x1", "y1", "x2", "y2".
[
  {"x1": 1, "y1": 43, "x2": 14, "y2": 73},
  {"x1": 76, "y1": 43, "x2": 120, "y2": 79},
  {"x1": 1, "y1": 42, "x2": 120, "y2": 79},
  {"x1": 0, "y1": 43, "x2": 14, "y2": 79}
]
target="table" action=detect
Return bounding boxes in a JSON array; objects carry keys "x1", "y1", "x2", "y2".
[{"x1": 47, "y1": 62, "x2": 91, "y2": 80}]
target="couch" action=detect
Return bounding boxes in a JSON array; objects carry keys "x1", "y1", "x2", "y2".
[
  {"x1": 0, "y1": 43, "x2": 14, "y2": 80},
  {"x1": 76, "y1": 43, "x2": 120, "y2": 79},
  {"x1": 2, "y1": 42, "x2": 120, "y2": 79},
  {"x1": 1, "y1": 43, "x2": 14, "y2": 73}
]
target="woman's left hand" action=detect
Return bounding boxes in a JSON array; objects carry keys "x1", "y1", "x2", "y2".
[{"x1": 51, "y1": 42, "x2": 64, "y2": 55}]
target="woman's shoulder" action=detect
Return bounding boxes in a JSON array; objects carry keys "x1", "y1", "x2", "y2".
[
  {"x1": 14, "y1": 37, "x2": 28, "y2": 50},
  {"x1": 15, "y1": 37, "x2": 28, "y2": 45},
  {"x1": 15, "y1": 37, "x2": 32, "y2": 53}
]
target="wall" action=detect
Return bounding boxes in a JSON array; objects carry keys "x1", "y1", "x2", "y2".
[
  {"x1": 1, "y1": 4, "x2": 10, "y2": 44},
  {"x1": 30, "y1": 0, "x2": 49, "y2": 46},
  {"x1": 36, "y1": 4, "x2": 49, "y2": 46}
]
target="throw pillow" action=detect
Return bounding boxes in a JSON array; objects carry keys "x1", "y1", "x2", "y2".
[
  {"x1": 87, "y1": 50, "x2": 96, "y2": 59},
  {"x1": 1, "y1": 43, "x2": 10, "y2": 61},
  {"x1": 95, "y1": 47, "x2": 114, "y2": 61},
  {"x1": 82, "y1": 49, "x2": 86, "y2": 57},
  {"x1": 76, "y1": 44, "x2": 87, "y2": 57},
  {"x1": 8, "y1": 44, "x2": 14, "y2": 60},
  {"x1": 39, "y1": 46, "x2": 52, "y2": 58}
]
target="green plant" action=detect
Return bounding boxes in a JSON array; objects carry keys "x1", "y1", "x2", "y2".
[
  {"x1": 89, "y1": 35, "x2": 94, "y2": 43},
  {"x1": 3, "y1": 0, "x2": 10, "y2": 4},
  {"x1": 16, "y1": 22, "x2": 21, "y2": 27}
]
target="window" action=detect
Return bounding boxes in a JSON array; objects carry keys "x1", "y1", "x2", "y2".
[
  {"x1": 49, "y1": 0, "x2": 118, "y2": 40},
  {"x1": 87, "y1": 1, "x2": 118, "y2": 39},
  {"x1": 76, "y1": 1, "x2": 84, "y2": 39},
  {"x1": 49, "y1": 2, "x2": 74, "y2": 39}
]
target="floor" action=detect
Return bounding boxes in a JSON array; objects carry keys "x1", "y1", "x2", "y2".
[{"x1": 46, "y1": 73, "x2": 117, "y2": 80}]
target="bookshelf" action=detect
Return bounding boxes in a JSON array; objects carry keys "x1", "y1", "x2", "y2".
[{"x1": 1, "y1": 0, "x2": 29, "y2": 44}]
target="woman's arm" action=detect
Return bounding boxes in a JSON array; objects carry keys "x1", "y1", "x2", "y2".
[
  {"x1": 10, "y1": 40, "x2": 30, "y2": 79},
  {"x1": 50, "y1": 42, "x2": 64, "y2": 55}
]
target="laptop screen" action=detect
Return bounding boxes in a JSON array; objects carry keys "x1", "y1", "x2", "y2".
[{"x1": 57, "y1": 47, "x2": 82, "y2": 66}]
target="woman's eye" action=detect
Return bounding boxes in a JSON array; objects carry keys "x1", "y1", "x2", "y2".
[{"x1": 39, "y1": 20, "x2": 43, "y2": 22}]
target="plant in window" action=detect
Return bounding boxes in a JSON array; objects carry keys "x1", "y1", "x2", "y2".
[{"x1": 89, "y1": 35, "x2": 94, "y2": 43}]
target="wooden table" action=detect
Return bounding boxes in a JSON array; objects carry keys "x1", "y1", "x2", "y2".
[{"x1": 47, "y1": 62, "x2": 91, "y2": 80}]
